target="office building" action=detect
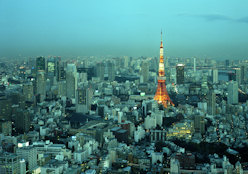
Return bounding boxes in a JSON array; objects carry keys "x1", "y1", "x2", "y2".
[
  {"x1": 16, "y1": 146, "x2": 37, "y2": 172},
  {"x1": 194, "y1": 115, "x2": 205, "y2": 134},
  {"x1": 76, "y1": 85, "x2": 93, "y2": 114},
  {"x1": 234, "y1": 68, "x2": 241, "y2": 86},
  {"x1": 0, "y1": 153, "x2": 20, "y2": 174},
  {"x1": 36, "y1": 70, "x2": 46, "y2": 102},
  {"x1": 240, "y1": 65, "x2": 247, "y2": 84},
  {"x1": 96, "y1": 62, "x2": 105, "y2": 81},
  {"x1": 0, "y1": 120, "x2": 12, "y2": 136},
  {"x1": 23, "y1": 82, "x2": 34, "y2": 102},
  {"x1": 66, "y1": 64, "x2": 77, "y2": 99},
  {"x1": 36, "y1": 56, "x2": 46, "y2": 72},
  {"x1": 193, "y1": 57, "x2": 196, "y2": 72},
  {"x1": 15, "y1": 109, "x2": 30, "y2": 133},
  {"x1": 212, "y1": 69, "x2": 218, "y2": 84},
  {"x1": 228, "y1": 81, "x2": 238, "y2": 105},
  {"x1": 141, "y1": 61, "x2": 149, "y2": 83},
  {"x1": 47, "y1": 57, "x2": 56, "y2": 86},
  {"x1": 0, "y1": 95, "x2": 12, "y2": 120},
  {"x1": 107, "y1": 61, "x2": 115, "y2": 82},
  {"x1": 207, "y1": 91, "x2": 216, "y2": 115},
  {"x1": 176, "y1": 64, "x2": 185, "y2": 84}
]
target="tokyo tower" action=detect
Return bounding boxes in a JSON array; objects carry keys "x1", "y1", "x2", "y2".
[{"x1": 154, "y1": 32, "x2": 174, "y2": 108}]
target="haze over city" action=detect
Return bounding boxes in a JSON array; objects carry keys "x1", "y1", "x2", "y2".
[
  {"x1": 1, "y1": 1, "x2": 248, "y2": 174},
  {"x1": 1, "y1": 0, "x2": 248, "y2": 58}
]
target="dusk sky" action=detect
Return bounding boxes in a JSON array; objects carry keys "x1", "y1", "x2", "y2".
[{"x1": 0, "y1": 0, "x2": 248, "y2": 59}]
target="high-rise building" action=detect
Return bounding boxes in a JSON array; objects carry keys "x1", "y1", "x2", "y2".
[
  {"x1": 234, "y1": 68, "x2": 241, "y2": 86},
  {"x1": 76, "y1": 85, "x2": 93, "y2": 114},
  {"x1": 207, "y1": 91, "x2": 216, "y2": 115},
  {"x1": 0, "y1": 120, "x2": 12, "y2": 136},
  {"x1": 154, "y1": 32, "x2": 174, "y2": 108},
  {"x1": 96, "y1": 62, "x2": 105, "y2": 81},
  {"x1": 194, "y1": 115, "x2": 205, "y2": 134},
  {"x1": 123, "y1": 56, "x2": 129, "y2": 68},
  {"x1": 225, "y1": 59, "x2": 230, "y2": 68},
  {"x1": 58, "y1": 81, "x2": 67, "y2": 97},
  {"x1": 47, "y1": 57, "x2": 56, "y2": 86},
  {"x1": 16, "y1": 146, "x2": 37, "y2": 172},
  {"x1": 36, "y1": 56, "x2": 46, "y2": 72},
  {"x1": 57, "y1": 62, "x2": 66, "y2": 81},
  {"x1": 176, "y1": 64, "x2": 185, "y2": 84},
  {"x1": 141, "y1": 61, "x2": 149, "y2": 83},
  {"x1": 193, "y1": 58, "x2": 196, "y2": 72},
  {"x1": 107, "y1": 61, "x2": 115, "y2": 82},
  {"x1": 0, "y1": 95, "x2": 12, "y2": 121},
  {"x1": 0, "y1": 153, "x2": 20, "y2": 174},
  {"x1": 36, "y1": 70, "x2": 46, "y2": 102},
  {"x1": 228, "y1": 81, "x2": 238, "y2": 105},
  {"x1": 15, "y1": 109, "x2": 30, "y2": 133},
  {"x1": 66, "y1": 64, "x2": 77, "y2": 99},
  {"x1": 240, "y1": 65, "x2": 247, "y2": 84},
  {"x1": 23, "y1": 82, "x2": 34, "y2": 102},
  {"x1": 212, "y1": 69, "x2": 218, "y2": 84}
]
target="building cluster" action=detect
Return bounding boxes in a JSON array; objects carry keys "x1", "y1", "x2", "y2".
[{"x1": 0, "y1": 48, "x2": 248, "y2": 173}]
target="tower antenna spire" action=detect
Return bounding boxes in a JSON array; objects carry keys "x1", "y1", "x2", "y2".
[{"x1": 161, "y1": 29, "x2": 162, "y2": 41}]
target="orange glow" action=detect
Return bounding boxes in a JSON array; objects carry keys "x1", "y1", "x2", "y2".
[{"x1": 154, "y1": 32, "x2": 174, "y2": 108}]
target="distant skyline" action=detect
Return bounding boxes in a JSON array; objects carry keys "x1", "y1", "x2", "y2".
[{"x1": 0, "y1": 0, "x2": 248, "y2": 59}]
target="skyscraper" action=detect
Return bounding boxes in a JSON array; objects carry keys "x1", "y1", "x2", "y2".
[
  {"x1": 240, "y1": 65, "x2": 247, "y2": 84},
  {"x1": 154, "y1": 32, "x2": 174, "y2": 108},
  {"x1": 36, "y1": 70, "x2": 46, "y2": 102},
  {"x1": 47, "y1": 57, "x2": 56, "y2": 86},
  {"x1": 107, "y1": 61, "x2": 115, "y2": 82},
  {"x1": 212, "y1": 69, "x2": 218, "y2": 84},
  {"x1": 228, "y1": 81, "x2": 238, "y2": 105},
  {"x1": 194, "y1": 115, "x2": 205, "y2": 134},
  {"x1": 15, "y1": 109, "x2": 30, "y2": 133},
  {"x1": 76, "y1": 85, "x2": 93, "y2": 114},
  {"x1": 96, "y1": 62, "x2": 105, "y2": 81},
  {"x1": 36, "y1": 56, "x2": 46, "y2": 72},
  {"x1": 0, "y1": 95, "x2": 12, "y2": 120},
  {"x1": 193, "y1": 57, "x2": 196, "y2": 72},
  {"x1": 207, "y1": 91, "x2": 216, "y2": 115},
  {"x1": 66, "y1": 64, "x2": 77, "y2": 99},
  {"x1": 141, "y1": 61, "x2": 149, "y2": 83},
  {"x1": 23, "y1": 82, "x2": 34, "y2": 102},
  {"x1": 176, "y1": 64, "x2": 184, "y2": 84},
  {"x1": 234, "y1": 68, "x2": 241, "y2": 86}
]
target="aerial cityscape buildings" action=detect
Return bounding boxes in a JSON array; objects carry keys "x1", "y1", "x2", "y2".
[
  {"x1": 0, "y1": 33, "x2": 248, "y2": 173},
  {"x1": 1, "y1": 0, "x2": 248, "y2": 172}
]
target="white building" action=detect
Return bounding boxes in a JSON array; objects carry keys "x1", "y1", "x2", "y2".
[
  {"x1": 151, "y1": 152, "x2": 163, "y2": 164},
  {"x1": 144, "y1": 116, "x2": 156, "y2": 130},
  {"x1": 170, "y1": 157, "x2": 180, "y2": 174},
  {"x1": 16, "y1": 146, "x2": 37, "y2": 172},
  {"x1": 134, "y1": 126, "x2": 145, "y2": 142}
]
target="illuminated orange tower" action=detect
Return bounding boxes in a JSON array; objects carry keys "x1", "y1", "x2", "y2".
[{"x1": 154, "y1": 32, "x2": 174, "y2": 108}]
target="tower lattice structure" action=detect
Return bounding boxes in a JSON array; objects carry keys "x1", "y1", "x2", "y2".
[{"x1": 154, "y1": 32, "x2": 174, "y2": 108}]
